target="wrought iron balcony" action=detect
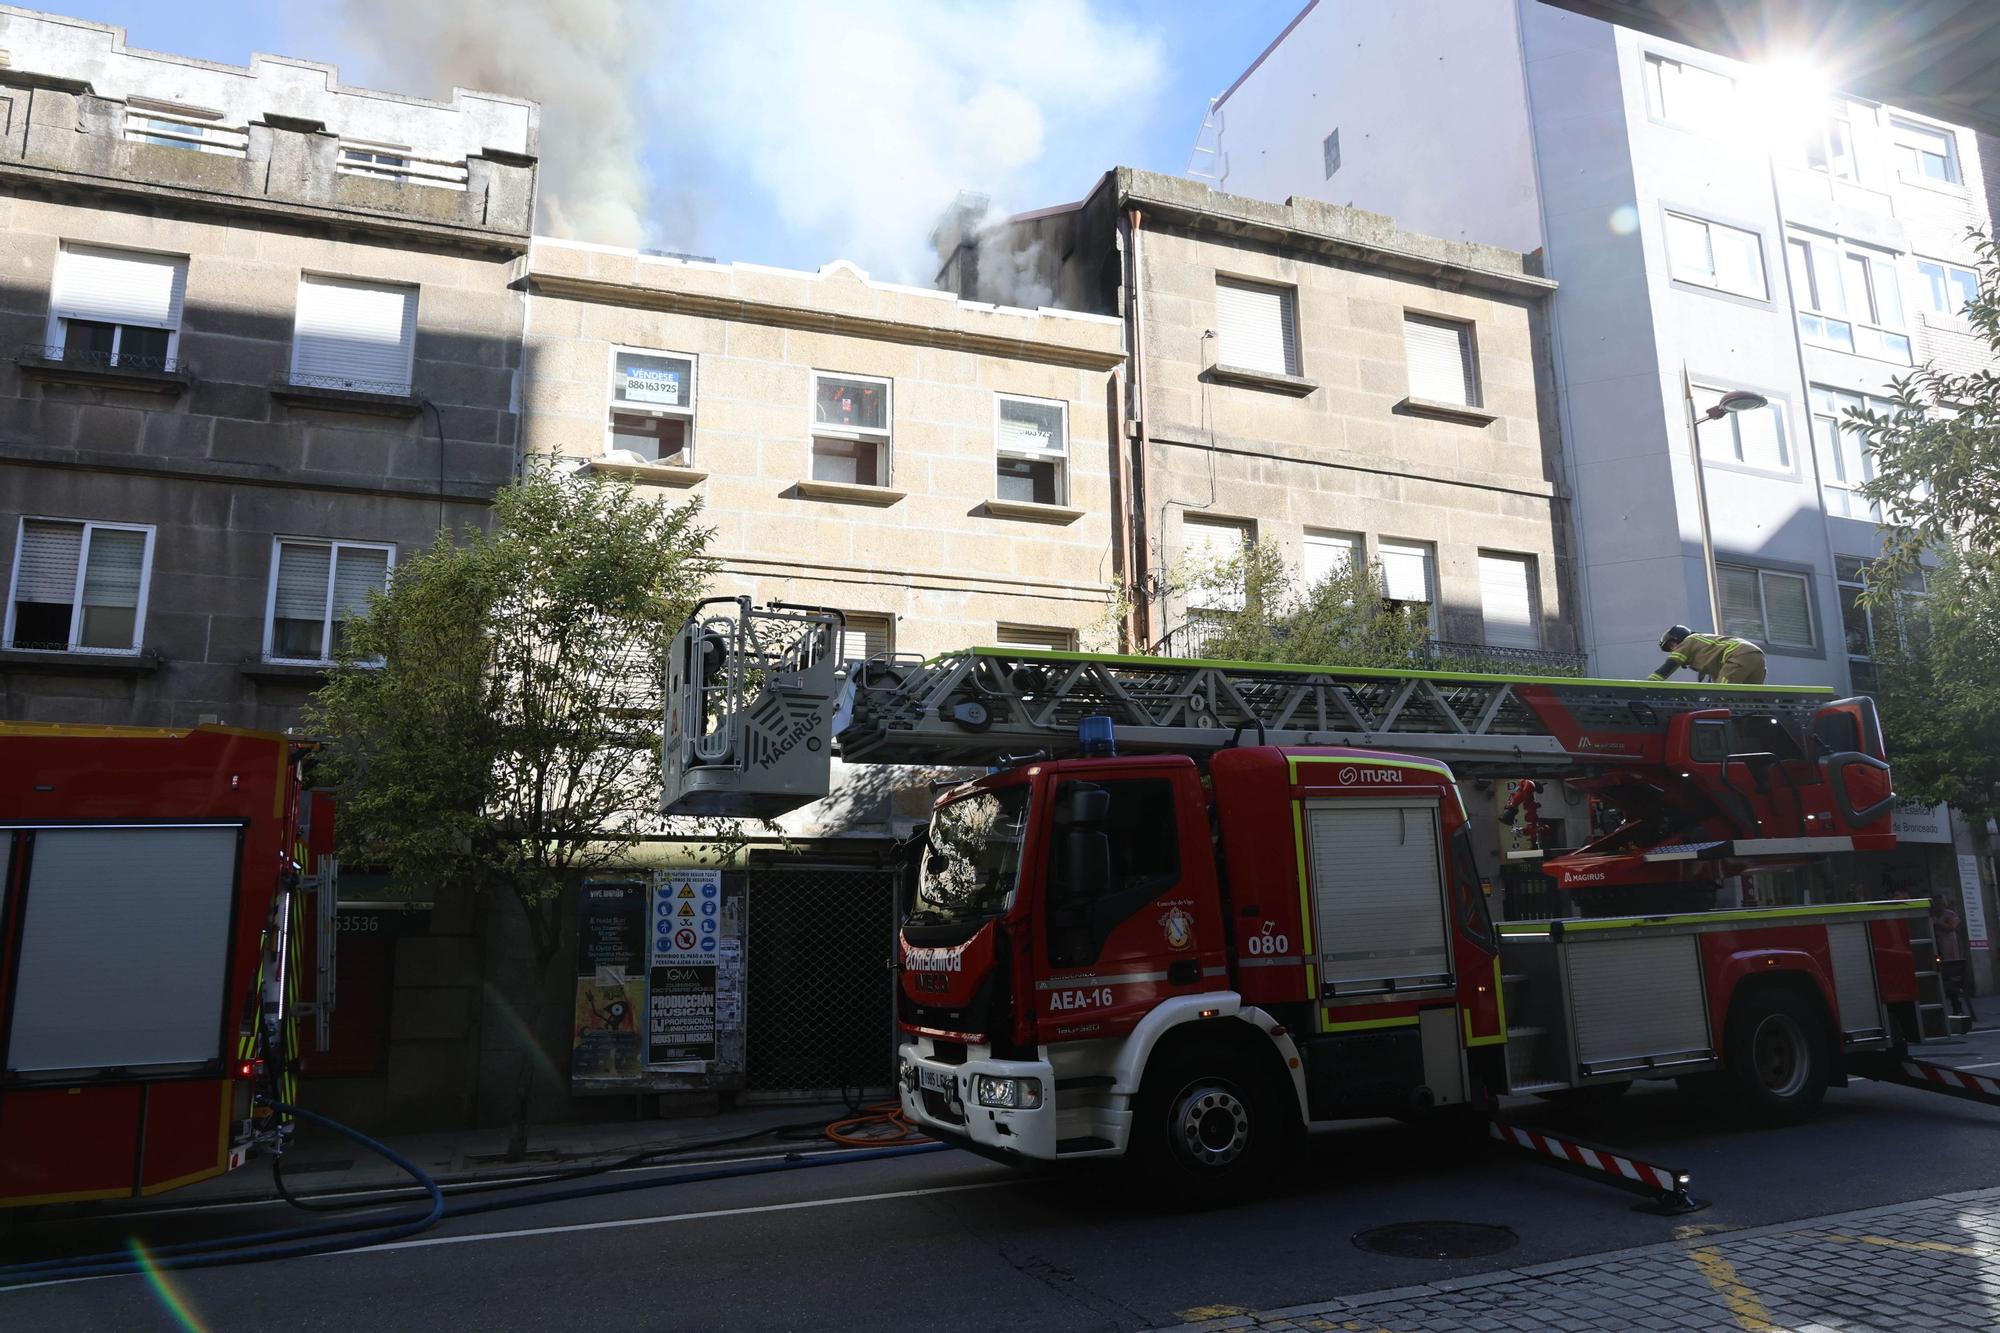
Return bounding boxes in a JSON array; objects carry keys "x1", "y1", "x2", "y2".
[
  {"x1": 1148, "y1": 614, "x2": 1588, "y2": 677},
  {"x1": 19, "y1": 342, "x2": 184, "y2": 376}
]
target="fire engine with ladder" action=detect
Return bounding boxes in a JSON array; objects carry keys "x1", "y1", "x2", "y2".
[
  {"x1": 663, "y1": 598, "x2": 1997, "y2": 1208},
  {"x1": 0, "y1": 724, "x2": 332, "y2": 1207}
]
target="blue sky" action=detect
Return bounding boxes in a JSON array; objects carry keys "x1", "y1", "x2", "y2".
[{"x1": 50, "y1": 0, "x2": 1305, "y2": 278}]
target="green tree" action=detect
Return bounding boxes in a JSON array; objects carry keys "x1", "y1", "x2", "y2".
[
  {"x1": 307, "y1": 461, "x2": 718, "y2": 1151},
  {"x1": 1170, "y1": 540, "x2": 1438, "y2": 668},
  {"x1": 1850, "y1": 230, "x2": 2000, "y2": 819}
]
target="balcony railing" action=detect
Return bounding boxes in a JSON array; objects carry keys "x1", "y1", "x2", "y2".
[
  {"x1": 20, "y1": 342, "x2": 184, "y2": 376},
  {"x1": 1149, "y1": 614, "x2": 1588, "y2": 677}
]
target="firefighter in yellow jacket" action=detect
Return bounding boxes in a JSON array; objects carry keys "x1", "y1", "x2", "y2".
[{"x1": 1649, "y1": 624, "x2": 1767, "y2": 684}]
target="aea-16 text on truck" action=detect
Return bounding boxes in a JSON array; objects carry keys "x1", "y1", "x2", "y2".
[{"x1": 663, "y1": 599, "x2": 1978, "y2": 1202}]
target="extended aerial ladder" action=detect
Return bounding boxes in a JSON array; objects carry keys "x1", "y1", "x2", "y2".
[{"x1": 663, "y1": 599, "x2": 1899, "y2": 906}]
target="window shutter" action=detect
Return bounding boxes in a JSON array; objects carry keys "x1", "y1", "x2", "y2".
[
  {"x1": 1184, "y1": 518, "x2": 1250, "y2": 612},
  {"x1": 15, "y1": 521, "x2": 83, "y2": 601},
  {"x1": 291, "y1": 277, "x2": 418, "y2": 394},
  {"x1": 1377, "y1": 540, "x2": 1434, "y2": 605},
  {"x1": 994, "y1": 625, "x2": 1075, "y2": 651},
  {"x1": 1719, "y1": 566, "x2": 1764, "y2": 639},
  {"x1": 1302, "y1": 531, "x2": 1358, "y2": 586},
  {"x1": 80, "y1": 529, "x2": 146, "y2": 610},
  {"x1": 1477, "y1": 553, "x2": 1539, "y2": 649},
  {"x1": 1215, "y1": 279, "x2": 1296, "y2": 376},
  {"x1": 53, "y1": 247, "x2": 187, "y2": 330},
  {"x1": 1763, "y1": 574, "x2": 1814, "y2": 646},
  {"x1": 330, "y1": 547, "x2": 390, "y2": 620},
  {"x1": 1402, "y1": 315, "x2": 1476, "y2": 406},
  {"x1": 841, "y1": 616, "x2": 891, "y2": 661},
  {"x1": 274, "y1": 543, "x2": 332, "y2": 621}
]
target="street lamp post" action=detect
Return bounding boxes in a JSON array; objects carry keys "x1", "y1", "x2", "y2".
[{"x1": 1682, "y1": 370, "x2": 1769, "y2": 634}]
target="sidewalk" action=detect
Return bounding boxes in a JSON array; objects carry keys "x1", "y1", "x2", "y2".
[
  {"x1": 1162, "y1": 1187, "x2": 2000, "y2": 1333},
  {"x1": 149, "y1": 1100, "x2": 870, "y2": 1209}
]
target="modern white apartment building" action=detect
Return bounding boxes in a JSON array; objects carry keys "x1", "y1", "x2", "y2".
[
  {"x1": 1198, "y1": 0, "x2": 2000, "y2": 971},
  {"x1": 1201, "y1": 0, "x2": 1997, "y2": 692}
]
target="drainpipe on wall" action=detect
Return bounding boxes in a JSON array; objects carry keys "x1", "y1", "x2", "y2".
[
  {"x1": 1124, "y1": 207, "x2": 1153, "y2": 648},
  {"x1": 1107, "y1": 364, "x2": 1137, "y2": 652}
]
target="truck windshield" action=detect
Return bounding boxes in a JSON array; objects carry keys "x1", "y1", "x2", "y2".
[{"x1": 912, "y1": 786, "x2": 1030, "y2": 925}]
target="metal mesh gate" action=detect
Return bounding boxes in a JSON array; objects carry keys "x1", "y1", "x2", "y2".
[{"x1": 744, "y1": 862, "x2": 898, "y2": 1098}]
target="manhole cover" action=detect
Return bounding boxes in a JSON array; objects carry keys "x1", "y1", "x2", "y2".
[{"x1": 1353, "y1": 1221, "x2": 1519, "y2": 1259}]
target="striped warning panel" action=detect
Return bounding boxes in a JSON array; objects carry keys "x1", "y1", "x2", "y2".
[
  {"x1": 1902, "y1": 1060, "x2": 2000, "y2": 1099},
  {"x1": 1488, "y1": 1119, "x2": 1679, "y2": 1192}
]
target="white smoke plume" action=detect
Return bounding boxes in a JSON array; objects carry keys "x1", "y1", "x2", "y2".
[
  {"x1": 653, "y1": 0, "x2": 1164, "y2": 279},
  {"x1": 333, "y1": 0, "x2": 655, "y2": 248}
]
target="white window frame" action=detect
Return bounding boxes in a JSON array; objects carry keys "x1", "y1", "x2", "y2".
[
  {"x1": 288, "y1": 274, "x2": 420, "y2": 395},
  {"x1": 1664, "y1": 211, "x2": 1769, "y2": 300},
  {"x1": 1376, "y1": 538, "x2": 1439, "y2": 634},
  {"x1": 1182, "y1": 515, "x2": 1255, "y2": 614},
  {"x1": 994, "y1": 624, "x2": 1078, "y2": 652},
  {"x1": 1719, "y1": 563, "x2": 1816, "y2": 650},
  {"x1": 1476, "y1": 550, "x2": 1541, "y2": 650},
  {"x1": 1802, "y1": 101, "x2": 1858, "y2": 180},
  {"x1": 993, "y1": 393, "x2": 1070, "y2": 505},
  {"x1": 46, "y1": 243, "x2": 188, "y2": 369},
  {"x1": 4, "y1": 517, "x2": 156, "y2": 656},
  {"x1": 261, "y1": 537, "x2": 396, "y2": 666},
  {"x1": 1915, "y1": 257, "x2": 1979, "y2": 322},
  {"x1": 606, "y1": 345, "x2": 698, "y2": 466},
  {"x1": 337, "y1": 140, "x2": 411, "y2": 184},
  {"x1": 1643, "y1": 52, "x2": 1736, "y2": 135},
  {"x1": 809, "y1": 370, "x2": 894, "y2": 487},
  {"x1": 1692, "y1": 383, "x2": 1791, "y2": 473},
  {"x1": 123, "y1": 105, "x2": 248, "y2": 157},
  {"x1": 1810, "y1": 384, "x2": 1895, "y2": 521},
  {"x1": 1786, "y1": 235, "x2": 1910, "y2": 363},
  {"x1": 1302, "y1": 529, "x2": 1361, "y2": 588},
  {"x1": 1836, "y1": 555, "x2": 1926, "y2": 678},
  {"x1": 1213, "y1": 277, "x2": 1301, "y2": 377},
  {"x1": 1401, "y1": 312, "x2": 1482, "y2": 407},
  {"x1": 1890, "y1": 116, "x2": 1961, "y2": 186}
]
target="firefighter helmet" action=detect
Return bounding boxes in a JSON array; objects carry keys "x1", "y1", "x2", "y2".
[{"x1": 1659, "y1": 624, "x2": 1693, "y2": 651}]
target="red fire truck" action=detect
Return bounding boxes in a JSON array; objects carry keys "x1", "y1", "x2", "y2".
[
  {"x1": 0, "y1": 723, "x2": 320, "y2": 1206},
  {"x1": 665, "y1": 601, "x2": 1959, "y2": 1201}
]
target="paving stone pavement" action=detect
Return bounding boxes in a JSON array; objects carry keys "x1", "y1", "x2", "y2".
[{"x1": 1160, "y1": 1186, "x2": 2000, "y2": 1332}]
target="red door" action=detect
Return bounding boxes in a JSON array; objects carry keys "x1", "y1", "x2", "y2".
[{"x1": 1032, "y1": 760, "x2": 1226, "y2": 1043}]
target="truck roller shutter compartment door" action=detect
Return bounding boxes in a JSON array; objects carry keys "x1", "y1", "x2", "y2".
[{"x1": 1304, "y1": 800, "x2": 1452, "y2": 994}]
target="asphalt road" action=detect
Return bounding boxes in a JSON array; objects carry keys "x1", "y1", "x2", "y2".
[{"x1": 9, "y1": 1036, "x2": 2000, "y2": 1331}]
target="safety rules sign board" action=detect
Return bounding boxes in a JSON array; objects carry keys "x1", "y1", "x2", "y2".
[{"x1": 650, "y1": 870, "x2": 722, "y2": 1066}]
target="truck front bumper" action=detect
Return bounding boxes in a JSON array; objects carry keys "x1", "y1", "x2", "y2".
[{"x1": 898, "y1": 1040, "x2": 1064, "y2": 1161}]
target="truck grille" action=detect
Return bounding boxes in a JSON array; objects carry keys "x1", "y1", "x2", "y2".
[{"x1": 921, "y1": 1090, "x2": 965, "y2": 1125}]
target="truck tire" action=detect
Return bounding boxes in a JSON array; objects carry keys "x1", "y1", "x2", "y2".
[
  {"x1": 1130, "y1": 1040, "x2": 1284, "y2": 1206},
  {"x1": 1719, "y1": 987, "x2": 1830, "y2": 1127}
]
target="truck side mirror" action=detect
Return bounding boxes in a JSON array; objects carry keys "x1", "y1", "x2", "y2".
[
  {"x1": 1064, "y1": 829, "x2": 1110, "y2": 902},
  {"x1": 1062, "y1": 786, "x2": 1111, "y2": 825}
]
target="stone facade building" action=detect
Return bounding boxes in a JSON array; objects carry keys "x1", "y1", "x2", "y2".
[
  {"x1": 0, "y1": 8, "x2": 536, "y2": 731},
  {"x1": 938, "y1": 169, "x2": 1581, "y2": 668}
]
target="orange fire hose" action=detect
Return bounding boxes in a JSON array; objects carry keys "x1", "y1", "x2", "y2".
[{"x1": 823, "y1": 1100, "x2": 928, "y2": 1146}]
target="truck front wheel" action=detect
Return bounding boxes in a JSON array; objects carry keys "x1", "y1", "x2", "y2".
[
  {"x1": 1131, "y1": 1041, "x2": 1284, "y2": 1205},
  {"x1": 1720, "y1": 987, "x2": 1830, "y2": 1127}
]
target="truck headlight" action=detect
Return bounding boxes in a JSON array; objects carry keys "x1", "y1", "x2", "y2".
[{"x1": 974, "y1": 1076, "x2": 1043, "y2": 1110}]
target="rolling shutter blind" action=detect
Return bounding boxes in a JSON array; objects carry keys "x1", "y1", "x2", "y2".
[
  {"x1": 995, "y1": 625, "x2": 1075, "y2": 651},
  {"x1": 291, "y1": 277, "x2": 418, "y2": 394},
  {"x1": 80, "y1": 529, "x2": 145, "y2": 610},
  {"x1": 15, "y1": 521, "x2": 83, "y2": 602},
  {"x1": 1215, "y1": 279, "x2": 1296, "y2": 375},
  {"x1": 1763, "y1": 572, "x2": 1814, "y2": 646},
  {"x1": 1184, "y1": 518, "x2": 1250, "y2": 612},
  {"x1": 331, "y1": 547, "x2": 389, "y2": 620},
  {"x1": 1403, "y1": 315, "x2": 1477, "y2": 405},
  {"x1": 53, "y1": 246, "x2": 187, "y2": 330},
  {"x1": 1477, "y1": 552, "x2": 1539, "y2": 649},
  {"x1": 1305, "y1": 803, "x2": 1451, "y2": 989},
  {"x1": 1719, "y1": 566, "x2": 1764, "y2": 639},
  {"x1": 274, "y1": 543, "x2": 332, "y2": 621},
  {"x1": 1377, "y1": 540, "x2": 1434, "y2": 605},
  {"x1": 1303, "y1": 531, "x2": 1358, "y2": 586},
  {"x1": 841, "y1": 615, "x2": 891, "y2": 661}
]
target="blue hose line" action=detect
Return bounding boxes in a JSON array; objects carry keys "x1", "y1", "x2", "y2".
[
  {"x1": 2, "y1": 1119, "x2": 950, "y2": 1285},
  {"x1": 0, "y1": 1102, "x2": 443, "y2": 1283}
]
